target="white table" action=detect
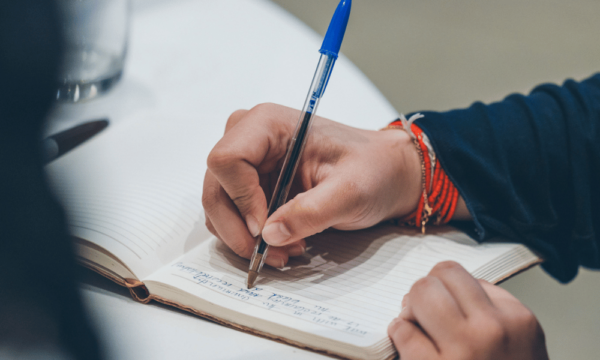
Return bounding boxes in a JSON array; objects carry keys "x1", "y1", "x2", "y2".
[{"x1": 48, "y1": 1, "x2": 398, "y2": 358}]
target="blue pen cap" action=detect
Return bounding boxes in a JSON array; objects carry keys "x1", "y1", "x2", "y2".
[{"x1": 319, "y1": 0, "x2": 352, "y2": 59}]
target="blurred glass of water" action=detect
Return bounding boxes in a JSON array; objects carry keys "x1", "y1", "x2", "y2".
[{"x1": 56, "y1": 0, "x2": 130, "y2": 102}]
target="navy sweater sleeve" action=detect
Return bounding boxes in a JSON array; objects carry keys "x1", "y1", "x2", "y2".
[{"x1": 415, "y1": 73, "x2": 600, "y2": 283}]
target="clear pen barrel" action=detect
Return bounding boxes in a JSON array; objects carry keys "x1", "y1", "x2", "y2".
[
  {"x1": 252, "y1": 53, "x2": 336, "y2": 272},
  {"x1": 299, "y1": 53, "x2": 336, "y2": 116}
]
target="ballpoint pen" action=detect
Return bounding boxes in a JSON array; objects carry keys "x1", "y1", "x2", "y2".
[
  {"x1": 247, "y1": 0, "x2": 352, "y2": 288},
  {"x1": 43, "y1": 119, "x2": 109, "y2": 164}
]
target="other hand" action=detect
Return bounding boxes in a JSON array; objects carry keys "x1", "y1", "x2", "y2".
[{"x1": 388, "y1": 261, "x2": 549, "y2": 360}]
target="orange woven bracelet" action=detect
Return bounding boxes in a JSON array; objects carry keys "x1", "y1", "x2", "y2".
[{"x1": 382, "y1": 114, "x2": 459, "y2": 233}]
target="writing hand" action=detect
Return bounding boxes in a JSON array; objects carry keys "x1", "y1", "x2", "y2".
[
  {"x1": 388, "y1": 261, "x2": 549, "y2": 360},
  {"x1": 202, "y1": 103, "x2": 422, "y2": 268}
]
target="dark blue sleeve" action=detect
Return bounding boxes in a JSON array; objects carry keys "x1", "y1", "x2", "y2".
[{"x1": 415, "y1": 73, "x2": 600, "y2": 283}]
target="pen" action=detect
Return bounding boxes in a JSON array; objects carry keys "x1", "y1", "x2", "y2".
[
  {"x1": 43, "y1": 119, "x2": 109, "y2": 164},
  {"x1": 247, "y1": 0, "x2": 352, "y2": 288}
]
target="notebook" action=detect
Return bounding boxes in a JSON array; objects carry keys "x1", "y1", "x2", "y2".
[{"x1": 45, "y1": 116, "x2": 541, "y2": 360}]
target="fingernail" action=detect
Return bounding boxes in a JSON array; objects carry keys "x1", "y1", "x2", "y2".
[
  {"x1": 266, "y1": 255, "x2": 285, "y2": 269},
  {"x1": 262, "y1": 222, "x2": 291, "y2": 245},
  {"x1": 245, "y1": 215, "x2": 260, "y2": 237},
  {"x1": 288, "y1": 244, "x2": 306, "y2": 257}
]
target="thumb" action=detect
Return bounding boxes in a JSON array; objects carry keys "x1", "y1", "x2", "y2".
[{"x1": 262, "y1": 179, "x2": 360, "y2": 246}]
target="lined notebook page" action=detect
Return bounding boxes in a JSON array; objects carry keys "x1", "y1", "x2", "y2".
[
  {"x1": 146, "y1": 224, "x2": 524, "y2": 348},
  {"x1": 46, "y1": 117, "x2": 215, "y2": 279}
]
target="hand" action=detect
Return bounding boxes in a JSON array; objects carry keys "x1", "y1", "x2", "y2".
[
  {"x1": 388, "y1": 261, "x2": 549, "y2": 360},
  {"x1": 202, "y1": 103, "x2": 422, "y2": 268}
]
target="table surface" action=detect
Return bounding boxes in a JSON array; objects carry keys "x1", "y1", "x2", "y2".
[{"x1": 47, "y1": 0, "x2": 398, "y2": 359}]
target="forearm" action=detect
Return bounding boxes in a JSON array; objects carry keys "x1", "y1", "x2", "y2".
[{"x1": 416, "y1": 73, "x2": 600, "y2": 283}]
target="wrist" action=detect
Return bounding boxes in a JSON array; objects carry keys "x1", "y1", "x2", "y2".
[
  {"x1": 381, "y1": 115, "x2": 462, "y2": 231},
  {"x1": 377, "y1": 129, "x2": 422, "y2": 220},
  {"x1": 451, "y1": 196, "x2": 472, "y2": 221}
]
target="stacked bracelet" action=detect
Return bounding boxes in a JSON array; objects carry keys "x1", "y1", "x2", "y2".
[{"x1": 382, "y1": 114, "x2": 459, "y2": 233}]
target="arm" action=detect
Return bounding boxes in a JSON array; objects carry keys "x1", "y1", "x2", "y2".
[
  {"x1": 204, "y1": 74, "x2": 599, "y2": 359},
  {"x1": 385, "y1": 75, "x2": 599, "y2": 359},
  {"x1": 417, "y1": 73, "x2": 600, "y2": 282}
]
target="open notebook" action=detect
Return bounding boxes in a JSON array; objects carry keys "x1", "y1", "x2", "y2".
[{"x1": 46, "y1": 117, "x2": 541, "y2": 360}]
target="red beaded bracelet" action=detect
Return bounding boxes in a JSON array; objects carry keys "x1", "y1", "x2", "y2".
[{"x1": 382, "y1": 115, "x2": 459, "y2": 233}]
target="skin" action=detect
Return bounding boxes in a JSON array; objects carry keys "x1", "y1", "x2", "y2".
[
  {"x1": 202, "y1": 103, "x2": 548, "y2": 358},
  {"x1": 389, "y1": 261, "x2": 549, "y2": 360}
]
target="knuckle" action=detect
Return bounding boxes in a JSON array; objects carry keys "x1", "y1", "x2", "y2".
[
  {"x1": 225, "y1": 109, "x2": 248, "y2": 131},
  {"x1": 206, "y1": 147, "x2": 236, "y2": 172},
  {"x1": 473, "y1": 316, "x2": 508, "y2": 349},
  {"x1": 515, "y1": 306, "x2": 542, "y2": 335},
  {"x1": 202, "y1": 183, "x2": 223, "y2": 211},
  {"x1": 231, "y1": 190, "x2": 254, "y2": 208},
  {"x1": 434, "y1": 260, "x2": 463, "y2": 273},
  {"x1": 430, "y1": 260, "x2": 464, "y2": 276},
  {"x1": 231, "y1": 188, "x2": 262, "y2": 215},
  {"x1": 410, "y1": 276, "x2": 439, "y2": 296},
  {"x1": 249, "y1": 102, "x2": 275, "y2": 115}
]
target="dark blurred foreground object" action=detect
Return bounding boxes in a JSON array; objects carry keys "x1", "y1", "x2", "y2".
[{"x1": 0, "y1": 1, "x2": 102, "y2": 359}]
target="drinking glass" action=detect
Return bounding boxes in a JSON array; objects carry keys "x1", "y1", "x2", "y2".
[{"x1": 56, "y1": 0, "x2": 130, "y2": 102}]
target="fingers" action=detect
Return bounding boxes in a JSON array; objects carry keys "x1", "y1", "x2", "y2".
[
  {"x1": 397, "y1": 263, "x2": 549, "y2": 360},
  {"x1": 207, "y1": 104, "x2": 298, "y2": 240},
  {"x1": 286, "y1": 238, "x2": 307, "y2": 257},
  {"x1": 388, "y1": 317, "x2": 439, "y2": 360},
  {"x1": 202, "y1": 170, "x2": 257, "y2": 257},
  {"x1": 265, "y1": 238, "x2": 307, "y2": 268},
  {"x1": 261, "y1": 178, "x2": 364, "y2": 246},
  {"x1": 427, "y1": 261, "x2": 494, "y2": 316},
  {"x1": 203, "y1": 169, "x2": 306, "y2": 268},
  {"x1": 207, "y1": 152, "x2": 268, "y2": 238},
  {"x1": 400, "y1": 275, "x2": 464, "y2": 345},
  {"x1": 398, "y1": 262, "x2": 493, "y2": 349}
]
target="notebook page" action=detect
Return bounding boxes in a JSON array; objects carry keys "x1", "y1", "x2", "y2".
[
  {"x1": 46, "y1": 117, "x2": 214, "y2": 279},
  {"x1": 145, "y1": 224, "x2": 522, "y2": 347}
]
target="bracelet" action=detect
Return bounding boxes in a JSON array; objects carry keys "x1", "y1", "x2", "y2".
[{"x1": 382, "y1": 114, "x2": 459, "y2": 233}]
